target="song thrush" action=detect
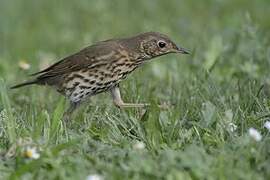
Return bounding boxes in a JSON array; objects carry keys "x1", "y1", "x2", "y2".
[{"x1": 11, "y1": 32, "x2": 189, "y2": 121}]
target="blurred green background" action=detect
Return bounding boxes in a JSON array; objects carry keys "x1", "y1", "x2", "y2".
[
  {"x1": 1, "y1": 0, "x2": 270, "y2": 179},
  {"x1": 1, "y1": 0, "x2": 270, "y2": 83}
]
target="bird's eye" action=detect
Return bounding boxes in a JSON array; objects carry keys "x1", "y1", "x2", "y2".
[{"x1": 158, "y1": 41, "x2": 166, "y2": 48}]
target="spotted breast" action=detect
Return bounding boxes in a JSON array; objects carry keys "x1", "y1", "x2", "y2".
[{"x1": 58, "y1": 49, "x2": 141, "y2": 103}]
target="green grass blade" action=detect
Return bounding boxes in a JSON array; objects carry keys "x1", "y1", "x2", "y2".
[{"x1": 0, "y1": 78, "x2": 16, "y2": 143}]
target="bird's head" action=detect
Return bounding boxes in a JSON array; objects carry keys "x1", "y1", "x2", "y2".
[{"x1": 137, "y1": 32, "x2": 189, "y2": 59}]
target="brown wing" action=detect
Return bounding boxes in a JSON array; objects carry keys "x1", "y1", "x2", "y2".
[{"x1": 33, "y1": 41, "x2": 119, "y2": 83}]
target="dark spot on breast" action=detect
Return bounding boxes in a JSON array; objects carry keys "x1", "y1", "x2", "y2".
[
  {"x1": 135, "y1": 61, "x2": 143, "y2": 65},
  {"x1": 66, "y1": 87, "x2": 75, "y2": 92},
  {"x1": 115, "y1": 69, "x2": 121, "y2": 74},
  {"x1": 79, "y1": 85, "x2": 88, "y2": 89},
  {"x1": 79, "y1": 94, "x2": 84, "y2": 99},
  {"x1": 73, "y1": 82, "x2": 80, "y2": 87},
  {"x1": 110, "y1": 65, "x2": 117, "y2": 71},
  {"x1": 123, "y1": 71, "x2": 130, "y2": 75},
  {"x1": 73, "y1": 74, "x2": 84, "y2": 79},
  {"x1": 125, "y1": 63, "x2": 132, "y2": 67},
  {"x1": 81, "y1": 68, "x2": 88, "y2": 73},
  {"x1": 89, "y1": 80, "x2": 96, "y2": 84},
  {"x1": 116, "y1": 63, "x2": 125, "y2": 66},
  {"x1": 99, "y1": 87, "x2": 106, "y2": 90},
  {"x1": 83, "y1": 79, "x2": 90, "y2": 83},
  {"x1": 96, "y1": 82, "x2": 103, "y2": 86},
  {"x1": 104, "y1": 81, "x2": 112, "y2": 86},
  {"x1": 95, "y1": 85, "x2": 110, "y2": 93},
  {"x1": 104, "y1": 73, "x2": 111, "y2": 78},
  {"x1": 66, "y1": 76, "x2": 75, "y2": 82}
]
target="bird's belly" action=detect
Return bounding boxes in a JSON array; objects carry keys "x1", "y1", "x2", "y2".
[
  {"x1": 66, "y1": 82, "x2": 119, "y2": 102},
  {"x1": 61, "y1": 65, "x2": 135, "y2": 102},
  {"x1": 63, "y1": 77, "x2": 121, "y2": 103}
]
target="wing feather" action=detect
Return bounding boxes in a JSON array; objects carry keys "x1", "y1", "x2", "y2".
[{"x1": 34, "y1": 41, "x2": 118, "y2": 81}]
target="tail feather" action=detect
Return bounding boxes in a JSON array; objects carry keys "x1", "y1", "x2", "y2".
[{"x1": 10, "y1": 80, "x2": 37, "y2": 89}]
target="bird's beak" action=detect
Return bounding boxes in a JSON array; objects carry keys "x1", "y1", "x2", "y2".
[{"x1": 176, "y1": 46, "x2": 190, "y2": 54}]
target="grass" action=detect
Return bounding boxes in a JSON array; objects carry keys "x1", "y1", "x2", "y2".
[{"x1": 1, "y1": 0, "x2": 270, "y2": 179}]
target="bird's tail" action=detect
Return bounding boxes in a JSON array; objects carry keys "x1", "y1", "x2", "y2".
[{"x1": 10, "y1": 80, "x2": 38, "y2": 89}]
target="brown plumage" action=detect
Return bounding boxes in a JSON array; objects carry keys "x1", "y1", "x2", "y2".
[{"x1": 11, "y1": 32, "x2": 189, "y2": 121}]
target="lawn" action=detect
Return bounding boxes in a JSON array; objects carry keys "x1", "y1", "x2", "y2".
[{"x1": 1, "y1": 0, "x2": 270, "y2": 179}]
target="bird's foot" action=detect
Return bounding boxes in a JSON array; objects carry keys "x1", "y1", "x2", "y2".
[
  {"x1": 115, "y1": 102, "x2": 150, "y2": 108},
  {"x1": 114, "y1": 102, "x2": 171, "y2": 109}
]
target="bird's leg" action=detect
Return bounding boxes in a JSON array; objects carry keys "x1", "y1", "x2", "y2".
[
  {"x1": 110, "y1": 86, "x2": 149, "y2": 108},
  {"x1": 62, "y1": 101, "x2": 80, "y2": 122}
]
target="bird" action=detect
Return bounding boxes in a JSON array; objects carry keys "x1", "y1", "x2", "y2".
[{"x1": 11, "y1": 32, "x2": 189, "y2": 121}]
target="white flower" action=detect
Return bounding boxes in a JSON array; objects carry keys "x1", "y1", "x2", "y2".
[
  {"x1": 18, "y1": 60, "x2": 31, "y2": 70},
  {"x1": 133, "y1": 141, "x2": 145, "y2": 150},
  {"x1": 86, "y1": 174, "x2": 103, "y2": 180},
  {"x1": 248, "y1": 128, "x2": 262, "y2": 142},
  {"x1": 264, "y1": 121, "x2": 270, "y2": 131},
  {"x1": 228, "y1": 122, "x2": 237, "y2": 132},
  {"x1": 23, "y1": 146, "x2": 40, "y2": 159}
]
